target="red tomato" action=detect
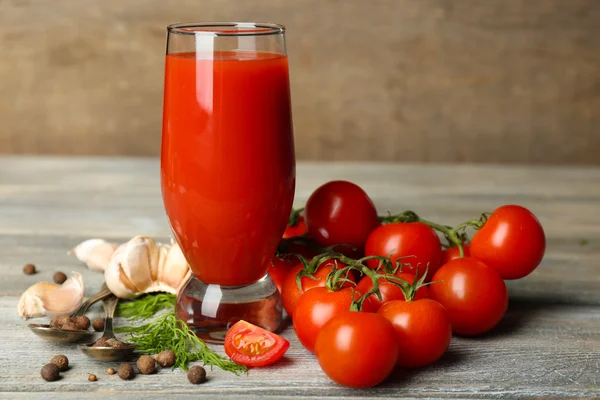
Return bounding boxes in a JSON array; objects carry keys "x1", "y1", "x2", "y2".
[
  {"x1": 293, "y1": 287, "x2": 374, "y2": 353},
  {"x1": 441, "y1": 243, "x2": 471, "y2": 265},
  {"x1": 280, "y1": 259, "x2": 351, "y2": 317},
  {"x1": 278, "y1": 237, "x2": 321, "y2": 260},
  {"x1": 429, "y1": 257, "x2": 508, "y2": 336},
  {"x1": 283, "y1": 215, "x2": 307, "y2": 239},
  {"x1": 364, "y1": 222, "x2": 442, "y2": 280},
  {"x1": 304, "y1": 180, "x2": 379, "y2": 251},
  {"x1": 224, "y1": 320, "x2": 290, "y2": 367},
  {"x1": 315, "y1": 311, "x2": 398, "y2": 388},
  {"x1": 471, "y1": 205, "x2": 546, "y2": 280},
  {"x1": 268, "y1": 256, "x2": 295, "y2": 293},
  {"x1": 378, "y1": 298, "x2": 451, "y2": 368},
  {"x1": 356, "y1": 271, "x2": 429, "y2": 311}
]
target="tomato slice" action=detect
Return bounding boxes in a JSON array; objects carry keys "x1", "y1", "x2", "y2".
[{"x1": 224, "y1": 320, "x2": 290, "y2": 367}]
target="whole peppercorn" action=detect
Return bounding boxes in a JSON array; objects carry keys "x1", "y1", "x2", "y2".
[
  {"x1": 93, "y1": 336, "x2": 110, "y2": 347},
  {"x1": 92, "y1": 317, "x2": 105, "y2": 332},
  {"x1": 50, "y1": 355, "x2": 69, "y2": 372},
  {"x1": 117, "y1": 363, "x2": 135, "y2": 380},
  {"x1": 50, "y1": 315, "x2": 70, "y2": 329},
  {"x1": 105, "y1": 338, "x2": 124, "y2": 348},
  {"x1": 23, "y1": 264, "x2": 36, "y2": 275},
  {"x1": 88, "y1": 374, "x2": 97, "y2": 382},
  {"x1": 155, "y1": 349, "x2": 176, "y2": 368},
  {"x1": 60, "y1": 320, "x2": 80, "y2": 331},
  {"x1": 136, "y1": 355, "x2": 156, "y2": 375},
  {"x1": 74, "y1": 315, "x2": 91, "y2": 330},
  {"x1": 187, "y1": 365, "x2": 206, "y2": 384},
  {"x1": 107, "y1": 367, "x2": 116, "y2": 375},
  {"x1": 53, "y1": 271, "x2": 67, "y2": 284},
  {"x1": 41, "y1": 363, "x2": 60, "y2": 382}
]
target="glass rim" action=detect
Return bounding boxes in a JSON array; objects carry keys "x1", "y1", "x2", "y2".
[{"x1": 167, "y1": 22, "x2": 285, "y2": 37}]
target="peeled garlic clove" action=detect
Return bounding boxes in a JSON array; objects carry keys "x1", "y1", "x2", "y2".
[
  {"x1": 71, "y1": 239, "x2": 117, "y2": 272},
  {"x1": 41, "y1": 272, "x2": 84, "y2": 318},
  {"x1": 17, "y1": 282, "x2": 60, "y2": 319}
]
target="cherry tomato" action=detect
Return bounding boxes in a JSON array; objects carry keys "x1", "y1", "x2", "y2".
[
  {"x1": 441, "y1": 243, "x2": 471, "y2": 265},
  {"x1": 268, "y1": 256, "x2": 295, "y2": 293},
  {"x1": 305, "y1": 180, "x2": 379, "y2": 251},
  {"x1": 356, "y1": 271, "x2": 429, "y2": 311},
  {"x1": 293, "y1": 287, "x2": 374, "y2": 353},
  {"x1": 364, "y1": 222, "x2": 442, "y2": 280},
  {"x1": 280, "y1": 259, "x2": 352, "y2": 317},
  {"x1": 283, "y1": 215, "x2": 307, "y2": 239},
  {"x1": 315, "y1": 311, "x2": 398, "y2": 388},
  {"x1": 378, "y1": 298, "x2": 451, "y2": 368},
  {"x1": 471, "y1": 205, "x2": 546, "y2": 280},
  {"x1": 224, "y1": 320, "x2": 290, "y2": 367},
  {"x1": 429, "y1": 257, "x2": 508, "y2": 336}
]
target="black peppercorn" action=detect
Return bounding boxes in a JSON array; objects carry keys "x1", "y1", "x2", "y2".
[
  {"x1": 117, "y1": 363, "x2": 135, "y2": 380},
  {"x1": 41, "y1": 363, "x2": 60, "y2": 382},
  {"x1": 50, "y1": 355, "x2": 69, "y2": 372},
  {"x1": 187, "y1": 365, "x2": 207, "y2": 384}
]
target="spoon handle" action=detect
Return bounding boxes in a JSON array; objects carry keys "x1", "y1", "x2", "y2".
[
  {"x1": 72, "y1": 283, "x2": 112, "y2": 317},
  {"x1": 102, "y1": 295, "x2": 119, "y2": 338}
]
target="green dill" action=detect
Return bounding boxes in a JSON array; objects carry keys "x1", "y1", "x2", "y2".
[
  {"x1": 116, "y1": 293, "x2": 176, "y2": 321},
  {"x1": 114, "y1": 294, "x2": 247, "y2": 375},
  {"x1": 579, "y1": 239, "x2": 589, "y2": 246}
]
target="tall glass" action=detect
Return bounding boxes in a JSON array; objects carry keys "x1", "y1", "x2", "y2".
[{"x1": 160, "y1": 22, "x2": 295, "y2": 342}]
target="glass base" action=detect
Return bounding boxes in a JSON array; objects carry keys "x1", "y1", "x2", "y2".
[{"x1": 176, "y1": 273, "x2": 282, "y2": 344}]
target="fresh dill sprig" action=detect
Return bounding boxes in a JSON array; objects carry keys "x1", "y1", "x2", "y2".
[
  {"x1": 116, "y1": 312, "x2": 247, "y2": 374},
  {"x1": 116, "y1": 293, "x2": 176, "y2": 321},
  {"x1": 114, "y1": 293, "x2": 246, "y2": 374}
]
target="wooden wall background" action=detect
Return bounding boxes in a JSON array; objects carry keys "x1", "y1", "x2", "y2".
[{"x1": 0, "y1": 0, "x2": 599, "y2": 164}]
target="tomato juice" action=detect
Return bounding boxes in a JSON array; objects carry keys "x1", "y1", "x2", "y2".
[{"x1": 161, "y1": 50, "x2": 295, "y2": 287}]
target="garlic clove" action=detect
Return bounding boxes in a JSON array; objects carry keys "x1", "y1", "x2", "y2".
[
  {"x1": 17, "y1": 282, "x2": 60, "y2": 319},
  {"x1": 160, "y1": 242, "x2": 191, "y2": 292},
  {"x1": 104, "y1": 237, "x2": 191, "y2": 299},
  {"x1": 41, "y1": 272, "x2": 84, "y2": 318},
  {"x1": 71, "y1": 239, "x2": 117, "y2": 272}
]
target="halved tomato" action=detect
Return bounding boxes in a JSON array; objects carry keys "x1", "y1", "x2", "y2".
[{"x1": 224, "y1": 320, "x2": 290, "y2": 367}]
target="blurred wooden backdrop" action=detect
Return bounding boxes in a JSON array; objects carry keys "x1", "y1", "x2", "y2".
[{"x1": 1, "y1": 0, "x2": 599, "y2": 164}]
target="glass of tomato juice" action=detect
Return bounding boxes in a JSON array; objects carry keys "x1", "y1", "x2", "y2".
[{"x1": 160, "y1": 22, "x2": 295, "y2": 342}]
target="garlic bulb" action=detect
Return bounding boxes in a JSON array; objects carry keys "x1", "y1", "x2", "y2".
[
  {"x1": 17, "y1": 272, "x2": 84, "y2": 319},
  {"x1": 71, "y1": 239, "x2": 117, "y2": 272},
  {"x1": 104, "y1": 236, "x2": 191, "y2": 299}
]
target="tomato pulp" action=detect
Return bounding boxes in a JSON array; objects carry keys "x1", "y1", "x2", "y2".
[{"x1": 161, "y1": 51, "x2": 295, "y2": 286}]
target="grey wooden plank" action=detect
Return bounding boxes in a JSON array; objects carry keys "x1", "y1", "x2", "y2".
[
  {"x1": 1, "y1": 295, "x2": 599, "y2": 398},
  {"x1": 1, "y1": 156, "x2": 600, "y2": 398}
]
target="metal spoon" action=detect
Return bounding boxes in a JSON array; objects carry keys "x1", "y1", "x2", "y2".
[
  {"x1": 28, "y1": 283, "x2": 113, "y2": 343},
  {"x1": 79, "y1": 294, "x2": 136, "y2": 361}
]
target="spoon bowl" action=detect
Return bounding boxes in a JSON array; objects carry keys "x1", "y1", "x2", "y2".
[
  {"x1": 79, "y1": 342, "x2": 136, "y2": 361},
  {"x1": 79, "y1": 294, "x2": 136, "y2": 361},
  {"x1": 27, "y1": 324, "x2": 92, "y2": 343},
  {"x1": 28, "y1": 283, "x2": 112, "y2": 343}
]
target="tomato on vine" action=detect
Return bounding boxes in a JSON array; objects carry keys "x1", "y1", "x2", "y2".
[
  {"x1": 304, "y1": 180, "x2": 379, "y2": 251},
  {"x1": 378, "y1": 298, "x2": 451, "y2": 368},
  {"x1": 442, "y1": 243, "x2": 471, "y2": 265},
  {"x1": 283, "y1": 208, "x2": 307, "y2": 239},
  {"x1": 315, "y1": 311, "x2": 398, "y2": 388},
  {"x1": 280, "y1": 258, "x2": 353, "y2": 317},
  {"x1": 364, "y1": 222, "x2": 442, "y2": 280},
  {"x1": 429, "y1": 257, "x2": 508, "y2": 336},
  {"x1": 268, "y1": 256, "x2": 295, "y2": 294},
  {"x1": 356, "y1": 271, "x2": 429, "y2": 311},
  {"x1": 471, "y1": 205, "x2": 545, "y2": 280},
  {"x1": 293, "y1": 287, "x2": 374, "y2": 353}
]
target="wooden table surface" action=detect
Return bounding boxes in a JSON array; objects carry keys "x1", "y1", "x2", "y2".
[{"x1": 1, "y1": 156, "x2": 599, "y2": 399}]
